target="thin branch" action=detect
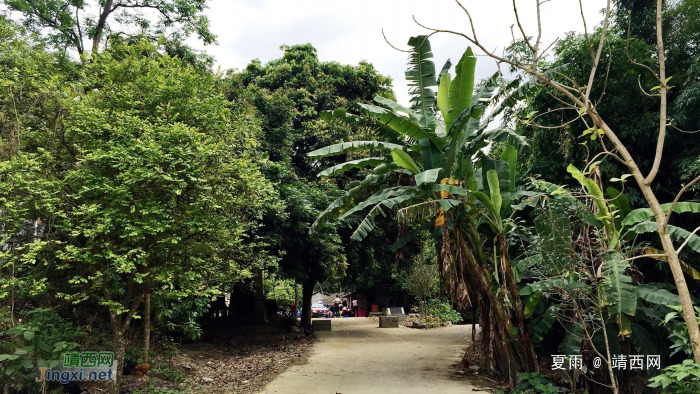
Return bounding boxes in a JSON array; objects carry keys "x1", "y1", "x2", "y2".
[
  {"x1": 625, "y1": 11, "x2": 663, "y2": 84},
  {"x1": 584, "y1": 0, "x2": 611, "y2": 102},
  {"x1": 643, "y1": 0, "x2": 669, "y2": 185},
  {"x1": 664, "y1": 175, "x2": 700, "y2": 227},
  {"x1": 673, "y1": 125, "x2": 700, "y2": 134},
  {"x1": 578, "y1": 0, "x2": 595, "y2": 60},
  {"x1": 638, "y1": 75, "x2": 661, "y2": 97},
  {"x1": 381, "y1": 28, "x2": 411, "y2": 53},
  {"x1": 677, "y1": 226, "x2": 700, "y2": 255}
]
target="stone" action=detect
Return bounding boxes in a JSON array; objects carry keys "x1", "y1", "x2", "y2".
[
  {"x1": 379, "y1": 315, "x2": 399, "y2": 328},
  {"x1": 312, "y1": 319, "x2": 331, "y2": 331},
  {"x1": 202, "y1": 377, "x2": 213, "y2": 383},
  {"x1": 469, "y1": 366, "x2": 480, "y2": 372}
]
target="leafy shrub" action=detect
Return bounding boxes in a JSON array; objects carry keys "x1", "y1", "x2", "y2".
[
  {"x1": 497, "y1": 372, "x2": 559, "y2": 394},
  {"x1": 132, "y1": 380, "x2": 190, "y2": 394},
  {"x1": 0, "y1": 308, "x2": 82, "y2": 391},
  {"x1": 421, "y1": 301, "x2": 464, "y2": 324},
  {"x1": 151, "y1": 361, "x2": 186, "y2": 383},
  {"x1": 648, "y1": 359, "x2": 700, "y2": 393}
]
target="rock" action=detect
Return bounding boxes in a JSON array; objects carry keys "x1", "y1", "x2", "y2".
[
  {"x1": 312, "y1": 319, "x2": 332, "y2": 331},
  {"x1": 469, "y1": 365, "x2": 480, "y2": 372},
  {"x1": 201, "y1": 377, "x2": 213, "y2": 383},
  {"x1": 456, "y1": 370, "x2": 465, "y2": 375},
  {"x1": 290, "y1": 325, "x2": 301, "y2": 333}
]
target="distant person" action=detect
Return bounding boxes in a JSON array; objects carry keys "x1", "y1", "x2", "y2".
[
  {"x1": 351, "y1": 299, "x2": 358, "y2": 317},
  {"x1": 290, "y1": 302, "x2": 297, "y2": 319},
  {"x1": 333, "y1": 297, "x2": 341, "y2": 317}
]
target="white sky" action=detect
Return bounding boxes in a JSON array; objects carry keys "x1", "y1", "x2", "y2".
[{"x1": 188, "y1": 0, "x2": 608, "y2": 106}]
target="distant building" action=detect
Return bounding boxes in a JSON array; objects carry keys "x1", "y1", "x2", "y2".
[{"x1": 311, "y1": 291, "x2": 328, "y2": 304}]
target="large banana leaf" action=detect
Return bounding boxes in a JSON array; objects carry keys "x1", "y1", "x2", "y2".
[
  {"x1": 419, "y1": 137, "x2": 442, "y2": 170},
  {"x1": 391, "y1": 148, "x2": 421, "y2": 174},
  {"x1": 311, "y1": 172, "x2": 398, "y2": 230},
  {"x1": 437, "y1": 73, "x2": 451, "y2": 120},
  {"x1": 602, "y1": 252, "x2": 637, "y2": 317},
  {"x1": 339, "y1": 186, "x2": 419, "y2": 221},
  {"x1": 622, "y1": 202, "x2": 700, "y2": 227},
  {"x1": 360, "y1": 103, "x2": 445, "y2": 149},
  {"x1": 317, "y1": 157, "x2": 387, "y2": 176},
  {"x1": 415, "y1": 168, "x2": 441, "y2": 186},
  {"x1": 307, "y1": 140, "x2": 405, "y2": 159},
  {"x1": 446, "y1": 47, "x2": 476, "y2": 129},
  {"x1": 500, "y1": 146, "x2": 517, "y2": 193},
  {"x1": 374, "y1": 96, "x2": 419, "y2": 120},
  {"x1": 642, "y1": 247, "x2": 700, "y2": 280},
  {"x1": 637, "y1": 284, "x2": 681, "y2": 306},
  {"x1": 559, "y1": 321, "x2": 584, "y2": 355},
  {"x1": 406, "y1": 36, "x2": 437, "y2": 124},
  {"x1": 486, "y1": 169, "x2": 502, "y2": 216},
  {"x1": 351, "y1": 193, "x2": 417, "y2": 241},
  {"x1": 629, "y1": 222, "x2": 700, "y2": 254}
]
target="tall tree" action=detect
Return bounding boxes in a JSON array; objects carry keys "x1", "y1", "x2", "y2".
[
  {"x1": 226, "y1": 43, "x2": 394, "y2": 330},
  {"x1": 3, "y1": 0, "x2": 215, "y2": 54}
]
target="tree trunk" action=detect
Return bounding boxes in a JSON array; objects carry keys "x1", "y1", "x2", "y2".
[
  {"x1": 142, "y1": 292, "x2": 150, "y2": 363},
  {"x1": 91, "y1": 0, "x2": 114, "y2": 53},
  {"x1": 300, "y1": 277, "x2": 315, "y2": 332},
  {"x1": 252, "y1": 268, "x2": 266, "y2": 324},
  {"x1": 109, "y1": 325, "x2": 126, "y2": 394}
]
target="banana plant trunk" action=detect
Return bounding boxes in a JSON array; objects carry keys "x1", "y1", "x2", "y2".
[{"x1": 439, "y1": 224, "x2": 538, "y2": 385}]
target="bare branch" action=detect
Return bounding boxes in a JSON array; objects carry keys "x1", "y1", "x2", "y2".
[
  {"x1": 584, "y1": 0, "x2": 611, "y2": 102},
  {"x1": 664, "y1": 175, "x2": 700, "y2": 227},
  {"x1": 677, "y1": 226, "x2": 700, "y2": 255},
  {"x1": 644, "y1": 0, "x2": 669, "y2": 185}
]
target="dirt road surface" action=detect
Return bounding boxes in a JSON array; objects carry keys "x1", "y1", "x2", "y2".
[{"x1": 259, "y1": 318, "x2": 487, "y2": 394}]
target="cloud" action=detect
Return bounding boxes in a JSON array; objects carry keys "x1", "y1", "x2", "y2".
[{"x1": 191, "y1": 0, "x2": 608, "y2": 106}]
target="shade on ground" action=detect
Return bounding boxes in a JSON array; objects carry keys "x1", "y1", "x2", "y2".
[{"x1": 259, "y1": 317, "x2": 485, "y2": 394}]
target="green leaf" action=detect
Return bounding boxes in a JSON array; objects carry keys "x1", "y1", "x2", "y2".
[
  {"x1": 23, "y1": 331, "x2": 35, "y2": 341},
  {"x1": 307, "y1": 141, "x2": 405, "y2": 158},
  {"x1": 486, "y1": 169, "x2": 502, "y2": 216},
  {"x1": 360, "y1": 103, "x2": 445, "y2": 149},
  {"x1": 603, "y1": 252, "x2": 637, "y2": 317},
  {"x1": 419, "y1": 138, "x2": 442, "y2": 170},
  {"x1": 406, "y1": 36, "x2": 437, "y2": 123},
  {"x1": 524, "y1": 291, "x2": 542, "y2": 318},
  {"x1": 559, "y1": 321, "x2": 584, "y2": 355},
  {"x1": 637, "y1": 284, "x2": 681, "y2": 306},
  {"x1": 499, "y1": 146, "x2": 517, "y2": 193},
  {"x1": 447, "y1": 47, "x2": 476, "y2": 128},
  {"x1": 415, "y1": 168, "x2": 441, "y2": 186},
  {"x1": 623, "y1": 202, "x2": 700, "y2": 227},
  {"x1": 437, "y1": 73, "x2": 451, "y2": 121},
  {"x1": 391, "y1": 148, "x2": 421, "y2": 175},
  {"x1": 374, "y1": 96, "x2": 419, "y2": 120},
  {"x1": 317, "y1": 157, "x2": 387, "y2": 177}
]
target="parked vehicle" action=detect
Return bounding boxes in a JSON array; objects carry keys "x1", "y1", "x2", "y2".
[{"x1": 311, "y1": 303, "x2": 329, "y2": 317}]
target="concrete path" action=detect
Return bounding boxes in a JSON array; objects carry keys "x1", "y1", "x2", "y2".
[{"x1": 259, "y1": 318, "x2": 483, "y2": 394}]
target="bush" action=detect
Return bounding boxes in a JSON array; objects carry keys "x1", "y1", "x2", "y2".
[
  {"x1": 497, "y1": 372, "x2": 559, "y2": 394},
  {"x1": 151, "y1": 361, "x2": 186, "y2": 383},
  {"x1": 425, "y1": 301, "x2": 464, "y2": 324},
  {"x1": 0, "y1": 308, "x2": 82, "y2": 392},
  {"x1": 648, "y1": 359, "x2": 700, "y2": 393}
]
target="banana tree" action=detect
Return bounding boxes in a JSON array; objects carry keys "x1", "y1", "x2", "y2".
[{"x1": 308, "y1": 35, "x2": 538, "y2": 383}]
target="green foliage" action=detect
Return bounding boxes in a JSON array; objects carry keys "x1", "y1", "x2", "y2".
[
  {"x1": 151, "y1": 361, "x2": 186, "y2": 384},
  {"x1": 0, "y1": 308, "x2": 81, "y2": 391},
  {"x1": 496, "y1": 372, "x2": 559, "y2": 394},
  {"x1": 3, "y1": 0, "x2": 215, "y2": 54},
  {"x1": 425, "y1": 301, "x2": 463, "y2": 324},
  {"x1": 648, "y1": 360, "x2": 700, "y2": 393},
  {"x1": 663, "y1": 306, "x2": 700, "y2": 358}
]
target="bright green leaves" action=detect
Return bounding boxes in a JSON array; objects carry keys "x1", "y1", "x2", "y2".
[
  {"x1": 415, "y1": 169, "x2": 441, "y2": 186},
  {"x1": 437, "y1": 73, "x2": 451, "y2": 122},
  {"x1": 486, "y1": 169, "x2": 502, "y2": 216},
  {"x1": 406, "y1": 36, "x2": 437, "y2": 121},
  {"x1": 391, "y1": 148, "x2": 421, "y2": 174},
  {"x1": 446, "y1": 47, "x2": 477, "y2": 129},
  {"x1": 317, "y1": 157, "x2": 387, "y2": 176},
  {"x1": 306, "y1": 141, "x2": 404, "y2": 159}
]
